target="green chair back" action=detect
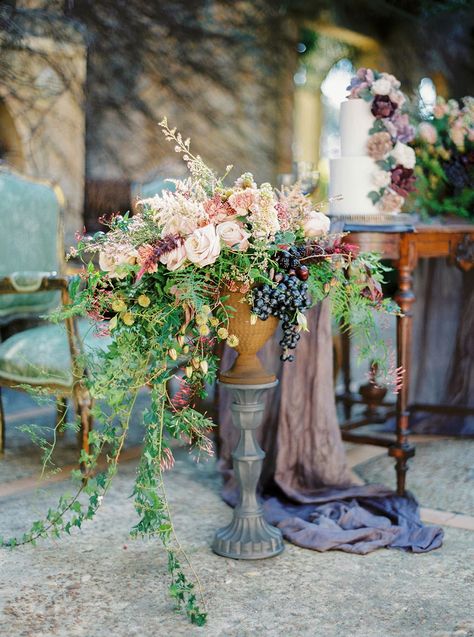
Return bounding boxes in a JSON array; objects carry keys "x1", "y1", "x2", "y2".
[{"x1": 0, "y1": 169, "x2": 62, "y2": 321}]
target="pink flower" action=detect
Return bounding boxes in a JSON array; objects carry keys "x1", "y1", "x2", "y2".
[
  {"x1": 275, "y1": 202, "x2": 291, "y2": 231},
  {"x1": 228, "y1": 189, "x2": 257, "y2": 216},
  {"x1": 418, "y1": 122, "x2": 438, "y2": 144},
  {"x1": 377, "y1": 191, "x2": 404, "y2": 213},
  {"x1": 367, "y1": 132, "x2": 393, "y2": 160},
  {"x1": 203, "y1": 195, "x2": 236, "y2": 222},
  {"x1": 184, "y1": 224, "x2": 221, "y2": 267},
  {"x1": 216, "y1": 220, "x2": 250, "y2": 251},
  {"x1": 450, "y1": 124, "x2": 466, "y2": 148},
  {"x1": 159, "y1": 243, "x2": 187, "y2": 271},
  {"x1": 302, "y1": 211, "x2": 330, "y2": 238}
]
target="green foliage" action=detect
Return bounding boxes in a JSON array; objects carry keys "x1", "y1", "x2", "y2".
[{"x1": 1, "y1": 125, "x2": 399, "y2": 626}]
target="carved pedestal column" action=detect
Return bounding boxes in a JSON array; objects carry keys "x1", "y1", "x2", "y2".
[{"x1": 212, "y1": 381, "x2": 284, "y2": 559}]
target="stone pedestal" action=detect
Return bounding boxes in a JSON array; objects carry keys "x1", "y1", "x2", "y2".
[{"x1": 212, "y1": 381, "x2": 284, "y2": 560}]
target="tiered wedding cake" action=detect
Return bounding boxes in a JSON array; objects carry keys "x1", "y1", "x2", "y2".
[
  {"x1": 329, "y1": 68, "x2": 416, "y2": 218},
  {"x1": 329, "y1": 99, "x2": 377, "y2": 215}
]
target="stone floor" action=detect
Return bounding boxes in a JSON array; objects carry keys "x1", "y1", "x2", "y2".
[{"x1": 1, "y1": 389, "x2": 473, "y2": 637}]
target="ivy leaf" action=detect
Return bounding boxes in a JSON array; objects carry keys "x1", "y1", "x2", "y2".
[{"x1": 368, "y1": 191, "x2": 382, "y2": 204}]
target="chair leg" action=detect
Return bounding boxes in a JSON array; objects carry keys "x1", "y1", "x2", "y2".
[
  {"x1": 0, "y1": 387, "x2": 5, "y2": 454},
  {"x1": 56, "y1": 397, "x2": 68, "y2": 436},
  {"x1": 72, "y1": 383, "x2": 93, "y2": 460}
]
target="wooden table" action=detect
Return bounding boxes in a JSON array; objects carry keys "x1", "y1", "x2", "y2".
[{"x1": 339, "y1": 222, "x2": 474, "y2": 496}]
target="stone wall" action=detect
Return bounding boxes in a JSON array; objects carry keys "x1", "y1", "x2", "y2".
[
  {"x1": 82, "y1": 2, "x2": 298, "y2": 199},
  {"x1": 0, "y1": 20, "x2": 86, "y2": 246}
]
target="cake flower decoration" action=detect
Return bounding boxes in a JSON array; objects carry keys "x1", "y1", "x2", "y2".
[{"x1": 348, "y1": 68, "x2": 416, "y2": 213}]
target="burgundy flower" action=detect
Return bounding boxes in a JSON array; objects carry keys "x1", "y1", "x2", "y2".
[
  {"x1": 390, "y1": 165, "x2": 416, "y2": 197},
  {"x1": 371, "y1": 95, "x2": 397, "y2": 119}
]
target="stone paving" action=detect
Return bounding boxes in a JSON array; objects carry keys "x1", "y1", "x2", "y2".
[{"x1": 1, "y1": 390, "x2": 473, "y2": 637}]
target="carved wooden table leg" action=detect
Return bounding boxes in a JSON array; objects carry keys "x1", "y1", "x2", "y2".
[
  {"x1": 390, "y1": 263, "x2": 416, "y2": 495},
  {"x1": 212, "y1": 381, "x2": 284, "y2": 559}
]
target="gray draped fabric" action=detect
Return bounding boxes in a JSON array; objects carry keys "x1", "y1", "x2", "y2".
[
  {"x1": 409, "y1": 258, "x2": 474, "y2": 435},
  {"x1": 218, "y1": 300, "x2": 443, "y2": 554}
]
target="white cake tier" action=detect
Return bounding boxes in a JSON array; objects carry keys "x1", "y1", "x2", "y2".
[
  {"x1": 329, "y1": 156, "x2": 378, "y2": 215},
  {"x1": 340, "y1": 98, "x2": 375, "y2": 157}
]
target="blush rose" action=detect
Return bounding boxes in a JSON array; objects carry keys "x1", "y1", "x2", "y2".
[
  {"x1": 216, "y1": 220, "x2": 250, "y2": 251},
  {"x1": 184, "y1": 224, "x2": 221, "y2": 267}
]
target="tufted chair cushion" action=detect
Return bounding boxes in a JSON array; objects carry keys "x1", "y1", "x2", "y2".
[{"x1": 0, "y1": 320, "x2": 111, "y2": 388}]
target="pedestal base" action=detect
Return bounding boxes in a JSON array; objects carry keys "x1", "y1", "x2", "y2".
[
  {"x1": 213, "y1": 380, "x2": 284, "y2": 560},
  {"x1": 212, "y1": 513, "x2": 284, "y2": 560}
]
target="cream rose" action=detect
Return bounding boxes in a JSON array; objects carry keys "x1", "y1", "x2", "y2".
[
  {"x1": 99, "y1": 247, "x2": 138, "y2": 279},
  {"x1": 216, "y1": 220, "x2": 250, "y2": 252},
  {"x1": 371, "y1": 78, "x2": 392, "y2": 96},
  {"x1": 372, "y1": 170, "x2": 392, "y2": 189},
  {"x1": 161, "y1": 215, "x2": 197, "y2": 238},
  {"x1": 390, "y1": 141, "x2": 416, "y2": 169},
  {"x1": 302, "y1": 211, "x2": 330, "y2": 238},
  {"x1": 160, "y1": 243, "x2": 187, "y2": 271},
  {"x1": 184, "y1": 224, "x2": 221, "y2": 267},
  {"x1": 389, "y1": 90, "x2": 406, "y2": 107}
]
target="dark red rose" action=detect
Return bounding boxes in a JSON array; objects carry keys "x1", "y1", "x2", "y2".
[
  {"x1": 390, "y1": 165, "x2": 416, "y2": 197},
  {"x1": 371, "y1": 94, "x2": 397, "y2": 119}
]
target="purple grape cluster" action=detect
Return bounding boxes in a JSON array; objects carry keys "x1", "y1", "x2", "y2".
[{"x1": 251, "y1": 274, "x2": 311, "y2": 362}]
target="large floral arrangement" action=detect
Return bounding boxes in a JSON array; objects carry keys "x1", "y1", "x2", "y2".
[
  {"x1": 348, "y1": 68, "x2": 417, "y2": 214},
  {"x1": 413, "y1": 96, "x2": 474, "y2": 219},
  {"x1": 1, "y1": 119, "x2": 397, "y2": 626}
]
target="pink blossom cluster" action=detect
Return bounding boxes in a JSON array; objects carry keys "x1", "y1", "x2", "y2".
[
  {"x1": 97, "y1": 175, "x2": 329, "y2": 276},
  {"x1": 419, "y1": 96, "x2": 474, "y2": 150}
]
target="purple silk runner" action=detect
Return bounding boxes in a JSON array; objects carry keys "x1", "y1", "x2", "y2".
[{"x1": 221, "y1": 482, "x2": 444, "y2": 554}]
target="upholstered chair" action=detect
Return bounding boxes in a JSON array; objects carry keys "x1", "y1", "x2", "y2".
[{"x1": 0, "y1": 168, "x2": 107, "y2": 455}]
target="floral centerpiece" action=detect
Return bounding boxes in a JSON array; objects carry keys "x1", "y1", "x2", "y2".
[
  {"x1": 1, "y1": 119, "x2": 398, "y2": 625},
  {"x1": 413, "y1": 96, "x2": 474, "y2": 219},
  {"x1": 348, "y1": 68, "x2": 417, "y2": 213}
]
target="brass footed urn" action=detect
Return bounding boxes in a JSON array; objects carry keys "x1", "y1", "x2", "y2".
[
  {"x1": 219, "y1": 290, "x2": 279, "y2": 385},
  {"x1": 213, "y1": 289, "x2": 284, "y2": 560}
]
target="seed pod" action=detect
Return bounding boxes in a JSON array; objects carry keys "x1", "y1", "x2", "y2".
[
  {"x1": 323, "y1": 283, "x2": 331, "y2": 294},
  {"x1": 183, "y1": 345, "x2": 190, "y2": 354},
  {"x1": 250, "y1": 314, "x2": 258, "y2": 325},
  {"x1": 192, "y1": 357, "x2": 200, "y2": 369},
  {"x1": 168, "y1": 348, "x2": 178, "y2": 361},
  {"x1": 112, "y1": 299, "x2": 127, "y2": 313},
  {"x1": 185, "y1": 366, "x2": 193, "y2": 378},
  {"x1": 122, "y1": 312, "x2": 134, "y2": 326},
  {"x1": 199, "y1": 324, "x2": 210, "y2": 336},
  {"x1": 137, "y1": 294, "x2": 151, "y2": 307},
  {"x1": 200, "y1": 360, "x2": 209, "y2": 374},
  {"x1": 177, "y1": 335, "x2": 185, "y2": 347}
]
